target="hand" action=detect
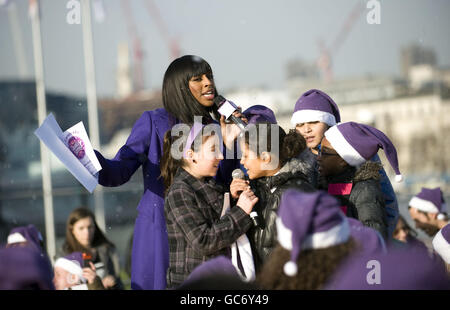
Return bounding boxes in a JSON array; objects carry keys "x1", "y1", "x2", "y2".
[
  {"x1": 82, "y1": 262, "x2": 97, "y2": 284},
  {"x1": 230, "y1": 178, "x2": 250, "y2": 199},
  {"x1": 237, "y1": 188, "x2": 258, "y2": 215},
  {"x1": 220, "y1": 107, "x2": 248, "y2": 150},
  {"x1": 102, "y1": 275, "x2": 116, "y2": 289}
]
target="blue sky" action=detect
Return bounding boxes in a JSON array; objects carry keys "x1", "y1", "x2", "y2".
[{"x1": 0, "y1": 0, "x2": 449, "y2": 97}]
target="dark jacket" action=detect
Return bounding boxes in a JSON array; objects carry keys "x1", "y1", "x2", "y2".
[
  {"x1": 164, "y1": 168, "x2": 253, "y2": 288},
  {"x1": 247, "y1": 158, "x2": 316, "y2": 272},
  {"x1": 323, "y1": 161, "x2": 388, "y2": 239}
]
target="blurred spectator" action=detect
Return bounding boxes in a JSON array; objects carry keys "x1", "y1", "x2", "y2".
[
  {"x1": 0, "y1": 246, "x2": 54, "y2": 290},
  {"x1": 392, "y1": 215, "x2": 427, "y2": 250},
  {"x1": 432, "y1": 223, "x2": 450, "y2": 273},
  {"x1": 256, "y1": 190, "x2": 357, "y2": 290},
  {"x1": 408, "y1": 187, "x2": 449, "y2": 238},
  {"x1": 53, "y1": 252, "x2": 104, "y2": 290},
  {"x1": 325, "y1": 245, "x2": 450, "y2": 290},
  {"x1": 6, "y1": 224, "x2": 45, "y2": 253},
  {"x1": 61, "y1": 207, "x2": 123, "y2": 289}
]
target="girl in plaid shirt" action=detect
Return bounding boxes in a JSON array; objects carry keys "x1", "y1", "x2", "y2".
[{"x1": 161, "y1": 122, "x2": 259, "y2": 288}]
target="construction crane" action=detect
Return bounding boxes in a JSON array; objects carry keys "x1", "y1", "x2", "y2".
[
  {"x1": 316, "y1": 2, "x2": 365, "y2": 82},
  {"x1": 143, "y1": 0, "x2": 180, "y2": 61},
  {"x1": 121, "y1": 0, "x2": 145, "y2": 92}
]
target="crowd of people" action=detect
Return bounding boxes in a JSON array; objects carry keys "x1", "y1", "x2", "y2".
[{"x1": 0, "y1": 55, "x2": 449, "y2": 290}]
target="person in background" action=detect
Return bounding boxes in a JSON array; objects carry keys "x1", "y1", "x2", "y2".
[
  {"x1": 432, "y1": 223, "x2": 450, "y2": 273},
  {"x1": 408, "y1": 187, "x2": 449, "y2": 238},
  {"x1": 53, "y1": 252, "x2": 104, "y2": 290},
  {"x1": 291, "y1": 89, "x2": 399, "y2": 238},
  {"x1": 93, "y1": 55, "x2": 244, "y2": 289},
  {"x1": 0, "y1": 246, "x2": 54, "y2": 290},
  {"x1": 317, "y1": 122, "x2": 404, "y2": 239},
  {"x1": 61, "y1": 207, "x2": 123, "y2": 289},
  {"x1": 392, "y1": 215, "x2": 427, "y2": 249},
  {"x1": 6, "y1": 224, "x2": 44, "y2": 253},
  {"x1": 325, "y1": 245, "x2": 450, "y2": 290},
  {"x1": 256, "y1": 190, "x2": 357, "y2": 290}
]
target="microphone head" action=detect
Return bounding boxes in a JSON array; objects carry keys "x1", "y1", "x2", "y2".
[
  {"x1": 232, "y1": 169, "x2": 245, "y2": 180},
  {"x1": 213, "y1": 95, "x2": 226, "y2": 107}
]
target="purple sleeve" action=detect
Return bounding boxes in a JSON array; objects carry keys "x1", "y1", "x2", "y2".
[{"x1": 95, "y1": 112, "x2": 152, "y2": 187}]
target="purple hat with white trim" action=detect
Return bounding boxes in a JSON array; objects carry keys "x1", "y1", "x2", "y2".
[
  {"x1": 291, "y1": 89, "x2": 340, "y2": 127},
  {"x1": 348, "y1": 218, "x2": 386, "y2": 254},
  {"x1": 0, "y1": 246, "x2": 54, "y2": 290},
  {"x1": 243, "y1": 105, "x2": 277, "y2": 125},
  {"x1": 432, "y1": 224, "x2": 450, "y2": 264},
  {"x1": 409, "y1": 187, "x2": 447, "y2": 219},
  {"x1": 324, "y1": 121, "x2": 403, "y2": 182},
  {"x1": 325, "y1": 246, "x2": 450, "y2": 290},
  {"x1": 54, "y1": 252, "x2": 85, "y2": 281},
  {"x1": 7, "y1": 224, "x2": 44, "y2": 252},
  {"x1": 277, "y1": 189, "x2": 350, "y2": 276},
  {"x1": 182, "y1": 256, "x2": 240, "y2": 284}
]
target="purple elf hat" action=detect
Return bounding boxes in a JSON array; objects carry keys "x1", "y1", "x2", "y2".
[
  {"x1": 54, "y1": 252, "x2": 84, "y2": 280},
  {"x1": 291, "y1": 89, "x2": 340, "y2": 127},
  {"x1": 324, "y1": 121, "x2": 403, "y2": 182},
  {"x1": 182, "y1": 256, "x2": 240, "y2": 284},
  {"x1": 0, "y1": 246, "x2": 54, "y2": 290},
  {"x1": 432, "y1": 224, "x2": 450, "y2": 264},
  {"x1": 243, "y1": 105, "x2": 277, "y2": 124},
  {"x1": 409, "y1": 187, "x2": 447, "y2": 219},
  {"x1": 7, "y1": 224, "x2": 44, "y2": 252},
  {"x1": 348, "y1": 218, "x2": 386, "y2": 254},
  {"x1": 325, "y1": 246, "x2": 450, "y2": 290},
  {"x1": 277, "y1": 189, "x2": 350, "y2": 276}
]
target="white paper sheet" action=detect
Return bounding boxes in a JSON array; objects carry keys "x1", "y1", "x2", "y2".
[{"x1": 34, "y1": 114, "x2": 100, "y2": 193}]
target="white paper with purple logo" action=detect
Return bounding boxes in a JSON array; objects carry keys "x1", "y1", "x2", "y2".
[{"x1": 34, "y1": 113, "x2": 102, "y2": 193}]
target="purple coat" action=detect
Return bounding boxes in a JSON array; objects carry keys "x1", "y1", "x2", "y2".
[{"x1": 95, "y1": 108, "x2": 238, "y2": 290}]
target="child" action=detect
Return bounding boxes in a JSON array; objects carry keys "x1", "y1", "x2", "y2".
[
  {"x1": 53, "y1": 252, "x2": 105, "y2": 290},
  {"x1": 162, "y1": 122, "x2": 258, "y2": 288},
  {"x1": 256, "y1": 189, "x2": 356, "y2": 290},
  {"x1": 232, "y1": 116, "x2": 315, "y2": 272},
  {"x1": 318, "y1": 121, "x2": 403, "y2": 239},
  {"x1": 291, "y1": 89, "x2": 399, "y2": 238}
]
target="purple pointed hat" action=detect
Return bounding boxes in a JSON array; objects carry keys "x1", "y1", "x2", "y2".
[
  {"x1": 291, "y1": 89, "x2": 340, "y2": 127},
  {"x1": 277, "y1": 189, "x2": 350, "y2": 276},
  {"x1": 54, "y1": 252, "x2": 84, "y2": 279},
  {"x1": 0, "y1": 246, "x2": 54, "y2": 290},
  {"x1": 324, "y1": 121, "x2": 403, "y2": 182},
  {"x1": 347, "y1": 218, "x2": 386, "y2": 254},
  {"x1": 183, "y1": 255, "x2": 240, "y2": 284},
  {"x1": 325, "y1": 246, "x2": 450, "y2": 290},
  {"x1": 432, "y1": 224, "x2": 450, "y2": 264},
  {"x1": 243, "y1": 105, "x2": 277, "y2": 125},
  {"x1": 7, "y1": 224, "x2": 43, "y2": 251},
  {"x1": 409, "y1": 187, "x2": 447, "y2": 219}
]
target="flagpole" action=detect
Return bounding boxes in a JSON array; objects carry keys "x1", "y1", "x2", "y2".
[
  {"x1": 30, "y1": 0, "x2": 56, "y2": 262},
  {"x1": 81, "y1": 0, "x2": 106, "y2": 232}
]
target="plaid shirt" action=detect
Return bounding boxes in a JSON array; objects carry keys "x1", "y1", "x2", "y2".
[{"x1": 164, "y1": 168, "x2": 252, "y2": 288}]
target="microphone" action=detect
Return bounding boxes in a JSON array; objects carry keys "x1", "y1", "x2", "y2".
[
  {"x1": 214, "y1": 95, "x2": 247, "y2": 132},
  {"x1": 232, "y1": 168, "x2": 261, "y2": 228}
]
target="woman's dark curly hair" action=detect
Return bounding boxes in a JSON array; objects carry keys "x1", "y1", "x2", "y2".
[{"x1": 256, "y1": 238, "x2": 356, "y2": 290}]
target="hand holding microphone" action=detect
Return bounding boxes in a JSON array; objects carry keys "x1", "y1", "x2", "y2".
[{"x1": 232, "y1": 169, "x2": 261, "y2": 227}]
